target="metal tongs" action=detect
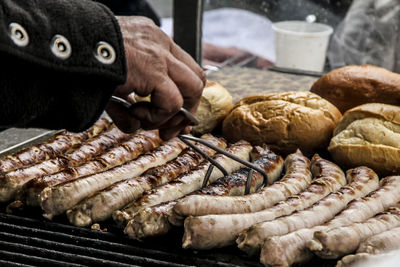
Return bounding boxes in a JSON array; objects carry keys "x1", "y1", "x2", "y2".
[
  {"x1": 110, "y1": 95, "x2": 268, "y2": 195},
  {"x1": 178, "y1": 135, "x2": 269, "y2": 195}
]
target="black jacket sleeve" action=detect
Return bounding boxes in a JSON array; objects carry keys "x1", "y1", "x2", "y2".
[{"x1": 0, "y1": 0, "x2": 127, "y2": 132}]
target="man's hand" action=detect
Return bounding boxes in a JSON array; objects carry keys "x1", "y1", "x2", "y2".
[{"x1": 107, "y1": 16, "x2": 206, "y2": 140}]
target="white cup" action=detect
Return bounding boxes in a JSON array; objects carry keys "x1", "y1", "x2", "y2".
[{"x1": 272, "y1": 21, "x2": 333, "y2": 72}]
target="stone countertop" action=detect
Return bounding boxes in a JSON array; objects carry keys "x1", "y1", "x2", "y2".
[{"x1": 207, "y1": 66, "x2": 319, "y2": 103}]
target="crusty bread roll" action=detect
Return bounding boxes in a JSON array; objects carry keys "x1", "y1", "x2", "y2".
[
  {"x1": 329, "y1": 103, "x2": 400, "y2": 176},
  {"x1": 310, "y1": 64, "x2": 400, "y2": 113},
  {"x1": 192, "y1": 81, "x2": 233, "y2": 135},
  {"x1": 222, "y1": 91, "x2": 341, "y2": 155}
]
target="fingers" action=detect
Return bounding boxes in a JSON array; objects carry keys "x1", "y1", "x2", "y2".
[
  {"x1": 106, "y1": 101, "x2": 140, "y2": 133},
  {"x1": 170, "y1": 42, "x2": 206, "y2": 86},
  {"x1": 159, "y1": 119, "x2": 191, "y2": 140},
  {"x1": 158, "y1": 111, "x2": 194, "y2": 140},
  {"x1": 128, "y1": 54, "x2": 203, "y2": 137},
  {"x1": 167, "y1": 55, "x2": 204, "y2": 112},
  {"x1": 130, "y1": 77, "x2": 184, "y2": 129},
  {"x1": 113, "y1": 16, "x2": 206, "y2": 139}
]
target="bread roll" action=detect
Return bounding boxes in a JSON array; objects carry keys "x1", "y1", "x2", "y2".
[
  {"x1": 192, "y1": 81, "x2": 233, "y2": 135},
  {"x1": 222, "y1": 91, "x2": 341, "y2": 155},
  {"x1": 310, "y1": 65, "x2": 400, "y2": 113},
  {"x1": 329, "y1": 103, "x2": 400, "y2": 175}
]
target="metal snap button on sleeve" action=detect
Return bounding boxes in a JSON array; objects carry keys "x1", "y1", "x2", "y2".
[
  {"x1": 94, "y1": 41, "x2": 116, "y2": 64},
  {"x1": 9, "y1": 23, "x2": 29, "y2": 47},
  {"x1": 50, "y1": 35, "x2": 71, "y2": 60}
]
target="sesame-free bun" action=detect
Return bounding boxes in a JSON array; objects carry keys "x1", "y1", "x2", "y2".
[
  {"x1": 192, "y1": 81, "x2": 233, "y2": 135},
  {"x1": 329, "y1": 103, "x2": 400, "y2": 176},
  {"x1": 222, "y1": 91, "x2": 341, "y2": 155},
  {"x1": 310, "y1": 65, "x2": 400, "y2": 113}
]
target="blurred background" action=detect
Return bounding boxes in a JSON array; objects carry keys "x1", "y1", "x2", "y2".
[{"x1": 147, "y1": 0, "x2": 400, "y2": 73}]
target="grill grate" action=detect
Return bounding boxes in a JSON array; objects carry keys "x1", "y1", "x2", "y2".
[{"x1": 0, "y1": 212, "x2": 264, "y2": 267}]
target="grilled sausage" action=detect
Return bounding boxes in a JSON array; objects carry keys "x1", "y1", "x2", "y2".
[
  {"x1": 0, "y1": 118, "x2": 111, "y2": 173},
  {"x1": 308, "y1": 207, "x2": 400, "y2": 259},
  {"x1": 112, "y1": 141, "x2": 253, "y2": 226},
  {"x1": 173, "y1": 149, "x2": 308, "y2": 222},
  {"x1": 357, "y1": 226, "x2": 400, "y2": 254},
  {"x1": 66, "y1": 134, "x2": 226, "y2": 227},
  {"x1": 176, "y1": 154, "x2": 342, "y2": 252},
  {"x1": 337, "y1": 250, "x2": 400, "y2": 267},
  {"x1": 124, "y1": 201, "x2": 177, "y2": 240},
  {"x1": 64, "y1": 126, "x2": 130, "y2": 165},
  {"x1": 125, "y1": 182, "x2": 229, "y2": 240},
  {"x1": 1, "y1": 126, "x2": 130, "y2": 203},
  {"x1": 185, "y1": 166, "x2": 376, "y2": 251},
  {"x1": 230, "y1": 154, "x2": 346, "y2": 225},
  {"x1": 260, "y1": 175, "x2": 400, "y2": 267},
  {"x1": 177, "y1": 150, "x2": 308, "y2": 249},
  {"x1": 237, "y1": 166, "x2": 378, "y2": 256},
  {"x1": 125, "y1": 147, "x2": 284, "y2": 240},
  {"x1": 17, "y1": 130, "x2": 161, "y2": 207},
  {"x1": 40, "y1": 137, "x2": 185, "y2": 219}
]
